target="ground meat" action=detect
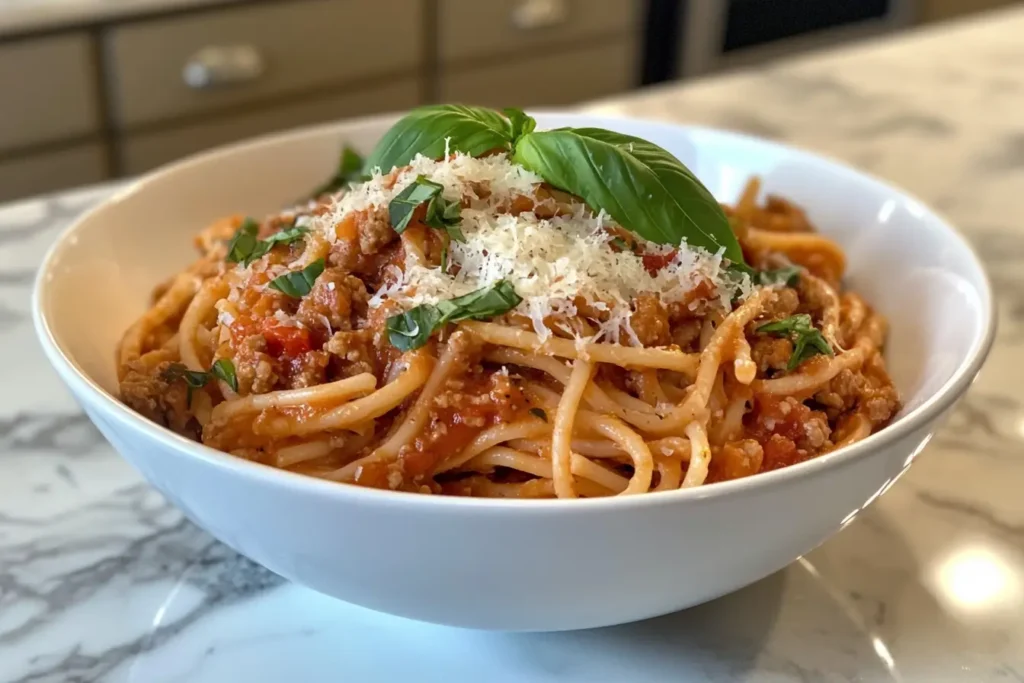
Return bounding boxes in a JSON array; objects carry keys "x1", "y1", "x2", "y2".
[
  {"x1": 295, "y1": 267, "x2": 369, "y2": 332},
  {"x1": 325, "y1": 329, "x2": 378, "y2": 379},
  {"x1": 707, "y1": 439, "x2": 764, "y2": 482},
  {"x1": 750, "y1": 337, "x2": 793, "y2": 374},
  {"x1": 747, "y1": 395, "x2": 832, "y2": 455},
  {"x1": 250, "y1": 356, "x2": 278, "y2": 394},
  {"x1": 289, "y1": 350, "x2": 330, "y2": 389},
  {"x1": 328, "y1": 206, "x2": 399, "y2": 274},
  {"x1": 670, "y1": 319, "x2": 702, "y2": 352},
  {"x1": 756, "y1": 287, "x2": 799, "y2": 324},
  {"x1": 813, "y1": 358, "x2": 899, "y2": 426},
  {"x1": 119, "y1": 353, "x2": 197, "y2": 437},
  {"x1": 630, "y1": 293, "x2": 671, "y2": 346}
]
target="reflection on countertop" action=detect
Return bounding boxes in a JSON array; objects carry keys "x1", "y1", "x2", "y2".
[{"x1": 2, "y1": 7, "x2": 1024, "y2": 682}]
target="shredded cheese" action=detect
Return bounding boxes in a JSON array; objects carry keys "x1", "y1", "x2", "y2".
[{"x1": 313, "y1": 151, "x2": 751, "y2": 344}]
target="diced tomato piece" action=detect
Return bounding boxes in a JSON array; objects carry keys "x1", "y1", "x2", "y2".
[
  {"x1": 260, "y1": 319, "x2": 312, "y2": 358},
  {"x1": 642, "y1": 249, "x2": 677, "y2": 275}
]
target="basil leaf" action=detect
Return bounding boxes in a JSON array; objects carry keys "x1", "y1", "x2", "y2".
[
  {"x1": 755, "y1": 265, "x2": 800, "y2": 288},
  {"x1": 225, "y1": 219, "x2": 260, "y2": 264},
  {"x1": 210, "y1": 358, "x2": 239, "y2": 393},
  {"x1": 513, "y1": 128, "x2": 745, "y2": 265},
  {"x1": 389, "y1": 176, "x2": 466, "y2": 243},
  {"x1": 389, "y1": 176, "x2": 444, "y2": 233},
  {"x1": 161, "y1": 363, "x2": 212, "y2": 406},
  {"x1": 365, "y1": 105, "x2": 513, "y2": 174},
  {"x1": 529, "y1": 407, "x2": 547, "y2": 422},
  {"x1": 386, "y1": 280, "x2": 522, "y2": 351},
  {"x1": 504, "y1": 107, "x2": 536, "y2": 144},
  {"x1": 312, "y1": 145, "x2": 366, "y2": 197},
  {"x1": 757, "y1": 314, "x2": 834, "y2": 371},
  {"x1": 268, "y1": 258, "x2": 325, "y2": 298},
  {"x1": 161, "y1": 363, "x2": 210, "y2": 389},
  {"x1": 243, "y1": 225, "x2": 310, "y2": 266},
  {"x1": 386, "y1": 306, "x2": 443, "y2": 352},
  {"x1": 424, "y1": 193, "x2": 465, "y2": 242}
]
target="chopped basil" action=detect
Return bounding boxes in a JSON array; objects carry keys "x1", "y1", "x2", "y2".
[
  {"x1": 268, "y1": 258, "x2": 325, "y2": 298},
  {"x1": 440, "y1": 241, "x2": 449, "y2": 274},
  {"x1": 757, "y1": 314, "x2": 833, "y2": 371},
  {"x1": 423, "y1": 192, "x2": 465, "y2": 242},
  {"x1": 162, "y1": 359, "x2": 238, "y2": 404},
  {"x1": 225, "y1": 219, "x2": 260, "y2": 265},
  {"x1": 389, "y1": 176, "x2": 443, "y2": 233},
  {"x1": 386, "y1": 280, "x2": 522, "y2": 351},
  {"x1": 226, "y1": 220, "x2": 309, "y2": 267},
  {"x1": 210, "y1": 358, "x2": 239, "y2": 393},
  {"x1": 312, "y1": 145, "x2": 366, "y2": 197},
  {"x1": 529, "y1": 407, "x2": 547, "y2": 422},
  {"x1": 755, "y1": 265, "x2": 801, "y2": 288},
  {"x1": 389, "y1": 175, "x2": 465, "y2": 243}
]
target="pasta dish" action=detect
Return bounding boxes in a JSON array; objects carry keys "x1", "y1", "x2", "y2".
[{"x1": 118, "y1": 106, "x2": 899, "y2": 498}]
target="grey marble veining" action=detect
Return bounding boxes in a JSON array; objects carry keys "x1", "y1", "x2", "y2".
[{"x1": 3, "y1": 8, "x2": 1024, "y2": 682}]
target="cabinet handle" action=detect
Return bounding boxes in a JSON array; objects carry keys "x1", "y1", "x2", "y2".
[
  {"x1": 511, "y1": 0, "x2": 569, "y2": 30},
  {"x1": 182, "y1": 45, "x2": 265, "y2": 90}
]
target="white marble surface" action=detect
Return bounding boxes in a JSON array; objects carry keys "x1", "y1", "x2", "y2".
[
  {"x1": 0, "y1": 0, "x2": 242, "y2": 36},
  {"x1": 3, "y1": 8, "x2": 1024, "y2": 682}
]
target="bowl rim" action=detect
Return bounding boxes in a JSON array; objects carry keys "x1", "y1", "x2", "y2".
[{"x1": 32, "y1": 110, "x2": 998, "y2": 512}]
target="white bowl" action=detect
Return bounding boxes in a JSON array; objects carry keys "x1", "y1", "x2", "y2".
[{"x1": 33, "y1": 112, "x2": 995, "y2": 631}]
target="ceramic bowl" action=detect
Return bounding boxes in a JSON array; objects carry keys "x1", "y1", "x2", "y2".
[{"x1": 33, "y1": 112, "x2": 995, "y2": 631}]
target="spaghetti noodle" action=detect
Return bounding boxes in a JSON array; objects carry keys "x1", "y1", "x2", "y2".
[{"x1": 118, "y1": 140, "x2": 899, "y2": 498}]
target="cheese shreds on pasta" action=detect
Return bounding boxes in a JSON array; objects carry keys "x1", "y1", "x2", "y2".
[{"x1": 316, "y1": 151, "x2": 752, "y2": 343}]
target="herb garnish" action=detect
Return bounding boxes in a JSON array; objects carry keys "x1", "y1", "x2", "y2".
[
  {"x1": 529, "y1": 407, "x2": 548, "y2": 422},
  {"x1": 363, "y1": 104, "x2": 747, "y2": 266},
  {"x1": 755, "y1": 265, "x2": 801, "y2": 288},
  {"x1": 757, "y1": 314, "x2": 833, "y2": 371},
  {"x1": 162, "y1": 358, "x2": 238, "y2": 405},
  {"x1": 386, "y1": 280, "x2": 522, "y2": 351},
  {"x1": 312, "y1": 145, "x2": 366, "y2": 197},
  {"x1": 268, "y1": 258, "x2": 325, "y2": 298},
  {"x1": 389, "y1": 176, "x2": 465, "y2": 243},
  {"x1": 225, "y1": 219, "x2": 260, "y2": 265},
  {"x1": 210, "y1": 358, "x2": 239, "y2": 392},
  {"x1": 225, "y1": 220, "x2": 309, "y2": 267}
]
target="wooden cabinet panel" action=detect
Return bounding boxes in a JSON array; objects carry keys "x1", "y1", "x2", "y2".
[
  {"x1": 105, "y1": 0, "x2": 422, "y2": 127},
  {"x1": 441, "y1": 40, "x2": 637, "y2": 108},
  {"x1": 120, "y1": 79, "x2": 419, "y2": 174},
  {"x1": 0, "y1": 33, "x2": 98, "y2": 152}
]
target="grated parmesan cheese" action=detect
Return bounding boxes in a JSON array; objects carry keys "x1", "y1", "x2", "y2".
[{"x1": 312, "y1": 151, "x2": 752, "y2": 344}]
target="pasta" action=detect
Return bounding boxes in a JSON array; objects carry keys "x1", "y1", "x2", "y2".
[{"x1": 118, "y1": 121, "x2": 899, "y2": 499}]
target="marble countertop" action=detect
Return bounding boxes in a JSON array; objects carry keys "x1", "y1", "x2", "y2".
[{"x1": 3, "y1": 8, "x2": 1024, "y2": 682}]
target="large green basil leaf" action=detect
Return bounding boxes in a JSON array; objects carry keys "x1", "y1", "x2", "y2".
[
  {"x1": 513, "y1": 128, "x2": 745, "y2": 264},
  {"x1": 364, "y1": 105, "x2": 514, "y2": 174}
]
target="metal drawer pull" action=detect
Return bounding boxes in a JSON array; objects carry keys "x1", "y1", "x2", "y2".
[
  {"x1": 511, "y1": 0, "x2": 568, "y2": 30},
  {"x1": 182, "y1": 45, "x2": 265, "y2": 90}
]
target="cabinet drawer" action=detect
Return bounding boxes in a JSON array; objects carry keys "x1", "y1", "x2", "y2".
[
  {"x1": 0, "y1": 143, "x2": 106, "y2": 203},
  {"x1": 438, "y1": 0, "x2": 638, "y2": 64},
  {"x1": 105, "y1": 0, "x2": 422, "y2": 128},
  {"x1": 0, "y1": 34, "x2": 98, "y2": 152},
  {"x1": 120, "y1": 78, "x2": 420, "y2": 175},
  {"x1": 441, "y1": 40, "x2": 636, "y2": 109}
]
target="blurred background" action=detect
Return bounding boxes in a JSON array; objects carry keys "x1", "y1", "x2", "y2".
[{"x1": 0, "y1": 0, "x2": 1016, "y2": 202}]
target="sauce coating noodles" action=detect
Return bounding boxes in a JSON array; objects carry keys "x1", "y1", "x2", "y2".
[{"x1": 118, "y1": 169, "x2": 899, "y2": 498}]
